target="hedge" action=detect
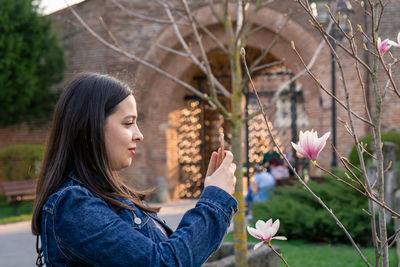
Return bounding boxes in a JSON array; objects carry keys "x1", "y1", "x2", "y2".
[
  {"x1": 348, "y1": 131, "x2": 400, "y2": 166},
  {"x1": 251, "y1": 168, "x2": 394, "y2": 246},
  {"x1": 0, "y1": 144, "x2": 44, "y2": 181}
]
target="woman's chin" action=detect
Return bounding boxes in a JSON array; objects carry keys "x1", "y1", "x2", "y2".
[
  {"x1": 111, "y1": 159, "x2": 132, "y2": 171},
  {"x1": 125, "y1": 159, "x2": 133, "y2": 168}
]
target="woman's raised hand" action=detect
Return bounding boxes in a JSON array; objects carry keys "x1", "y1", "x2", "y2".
[{"x1": 204, "y1": 150, "x2": 236, "y2": 195}]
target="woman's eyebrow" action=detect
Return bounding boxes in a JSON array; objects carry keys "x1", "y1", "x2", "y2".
[{"x1": 123, "y1": 115, "x2": 137, "y2": 120}]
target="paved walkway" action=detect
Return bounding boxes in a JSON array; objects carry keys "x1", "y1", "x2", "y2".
[{"x1": 0, "y1": 200, "x2": 197, "y2": 267}]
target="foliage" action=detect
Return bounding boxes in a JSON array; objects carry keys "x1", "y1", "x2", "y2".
[
  {"x1": 0, "y1": 195, "x2": 33, "y2": 224},
  {"x1": 251, "y1": 169, "x2": 394, "y2": 246},
  {"x1": 0, "y1": 144, "x2": 44, "y2": 181},
  {"x1": 348, "y1": 131, "x2": 400, "y2": 166},
  {"x1": 0, "y1": 0, "x2": 65, "y2": 126}
]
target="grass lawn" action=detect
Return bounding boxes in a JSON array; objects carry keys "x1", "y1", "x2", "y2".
[
  {"x1": 0, "y1": 195, "x2": 33, "y2": 224},
  {"x1": 224, "y1": 232, "x2": 399, "y2": 267}
]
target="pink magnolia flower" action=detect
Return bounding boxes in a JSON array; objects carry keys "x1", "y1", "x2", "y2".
[
  {"x1": 247, "y1": 219, "x2": 287, "y2": 250},
  {"x1": 377, "y1": 37, "x2": 391, "y2": 55},
  {"x1": 388, "y1": 32, "x2": 400, "y2": 47},
  {"x1": 291, "y1": 130, "x2": 330, "y2": 162}
]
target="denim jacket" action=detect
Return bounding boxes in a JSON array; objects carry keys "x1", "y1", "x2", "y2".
[{"x1": 41, "y1": 171, "x2": 238, "y2": 267}]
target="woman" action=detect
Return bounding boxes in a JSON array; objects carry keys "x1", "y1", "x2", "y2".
[{"x1": 31, "y1": 73, "x2": 237, "y2": 267}]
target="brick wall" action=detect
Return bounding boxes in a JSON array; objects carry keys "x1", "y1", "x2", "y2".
[{"x1": 2, "y1": 0, "x2": 399, "y2": 198}]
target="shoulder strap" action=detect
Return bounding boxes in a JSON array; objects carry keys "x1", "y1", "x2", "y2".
[{"x1": 36, "y1": 235, "x2": 44, "y2": 267}]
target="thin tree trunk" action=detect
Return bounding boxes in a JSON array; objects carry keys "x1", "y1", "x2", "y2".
[
  {"x1": 372, "y1": 54, "x2": 388, "y2": 266},
  {"x1": 231, "y1": 46, "x2": 248, "y2": 267}
]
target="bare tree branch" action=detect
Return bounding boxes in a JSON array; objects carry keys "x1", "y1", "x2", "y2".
[
  {"x1": 290, "y1": 42, "x2": 374, "y2": 127},
  {"x1": 325, "y1": 1, "x2": 399, "y2": 98},
  {"x1": 111, "y1": 0, "x2": 187, "y2": 25},
  {"x1": 154, "y1": 43, "x2": 188, "y2": 58},
  {"x1": 192, "y1": 16, "x2": 229, "y2": 55},
  {"x1": 66, "y1": 3, "x2": 220, "y2": 110},
  {"x1": 208, "y1": 0, "x2": 224, "y2": 24},
  {"x1": 236, "y1": 0, "x2": 263, "y2": 45},
  {"x1": 235, "y1": 0, "x2": 244, "y2": 39},
  {"x1": 244, "y1": 21, "x2": 333, "y2": 123},
  {"x1": 98, "y1": 16, "x2": 121, "y2": 48},
  {"x1": 249, "y1": 9, "x2": 294, "y2": 73},
  {"x1": 351, "y1": 39, "x2": 373, "y2": 123},
  {"x1": 296, "y1": 0, "x2": 372, "y2": 74},
  {"x1": 180, "y1": 0, "x2": 231, "y2": 116},
  {"x1": 252, "y1": 60, "x2": 284, "y2": 72},
  {"x1": 161, "y1": 0, "x2": 231, "y2": 99}
]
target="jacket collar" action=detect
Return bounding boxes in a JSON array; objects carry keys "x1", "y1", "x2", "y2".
[{"x1": 67, "y1": 169, "x2": 85, "y2": 185}]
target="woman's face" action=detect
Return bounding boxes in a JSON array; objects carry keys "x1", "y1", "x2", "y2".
[{"x1": 104, "y1": 94, "x2": 143, "y2": 171}]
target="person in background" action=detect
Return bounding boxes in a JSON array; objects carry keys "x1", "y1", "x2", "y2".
[
  {"x1": 244, "y1": 166, "x2": 275, "y2": 220},
  {"x1": 269, "y1": 156, "x2": 290, "y2": 180},
  {"x1": 251, "y1": 166, "x2": 275, "y2": 202},
  {"x1": 262, "y1": 150, "x2": 282, "y2": 172}
]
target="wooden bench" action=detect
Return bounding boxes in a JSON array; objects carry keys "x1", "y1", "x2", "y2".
[{"x1": 0, "y1": 179, "x2": 37, "y2": 216}]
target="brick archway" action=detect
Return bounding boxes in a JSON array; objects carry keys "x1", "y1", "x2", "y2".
[{"x1": 135, "y1": 4, "x2": 328, "y2": 199}]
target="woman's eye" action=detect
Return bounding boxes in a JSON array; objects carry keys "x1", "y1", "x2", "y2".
[{"x1": 124, "y1": 122, "x2": 134, "y2": 126}]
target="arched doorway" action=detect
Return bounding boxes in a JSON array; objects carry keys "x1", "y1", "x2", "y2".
[
  {"x1": 175, "y1": 47, "x2": 310, "y2": 198},
  {"x1": 135, "y1": 4, "x2": 326, "y2": 200}
]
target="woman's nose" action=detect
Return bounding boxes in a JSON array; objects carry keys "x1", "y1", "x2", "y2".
[{"x1": 133, "y1": 125, "x2": 144, "y2": 141}]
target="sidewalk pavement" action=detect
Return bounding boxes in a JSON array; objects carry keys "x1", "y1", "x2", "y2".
[{"x1": 0, "y1": 200, "x2": 198, "y2": 267}]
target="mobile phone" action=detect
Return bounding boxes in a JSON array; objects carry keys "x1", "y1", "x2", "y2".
[{"x1": 217, "y1": 132, "x2": 225, "y2": 167}]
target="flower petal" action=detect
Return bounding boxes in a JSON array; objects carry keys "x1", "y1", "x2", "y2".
[
  {"x1": 272, "y1": 236, "x2": 287, "y2": 241},
  {"x1": 319, "y1": 131, "x2": 331, "y2": 143},
  {"x1": 298, "y1": 131, "x2": 305, "y2": 145},
  {"x1": 247, "y1": 226, "x2": 262, "y2": 240},
  {"x1": 291, "y1": 142, "x2": 307, "y2": 158},
  {"x1": 311, "y1": 131, "x2": 330, "y2": 161},
  {"x1": 315, "y1": 132, "x2": 330, "y2": 152},
  {"x1": 388, "y1": 40, "x2": 400, "y2": 47},
  {"x1": 255, "y1": 220, "x2": 267, "y2": 231},
  {"x1": 378, "y1": 39, "x2": 391, "y2": 54},
  {"x1": 268, "y1": 224, "x2": 278, "y2": 238},
  {"x1": 272, "y1": 219, "x2": 280, "y2": 231},
  {"x1": 253, "y1": 241, "x2": 264, "y2": 250}
]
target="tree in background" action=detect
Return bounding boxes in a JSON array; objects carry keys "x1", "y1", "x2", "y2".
[
  {"x1": 0, "y1": 0, "x2": 65, "y2": 126},
  {"x1": 68, "y1": 1, "x2": 313, "y2": 265}
]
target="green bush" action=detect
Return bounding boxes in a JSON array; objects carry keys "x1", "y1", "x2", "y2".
[
  {"x1": 348, "y1": 131, "x2": 400, "y2": 166},
  {"x1": 251, "y1": 168, "x2": 394, "y2": 246},
  {"x1": 0, "y1": 144, "x2": 44, "y2": 181}
]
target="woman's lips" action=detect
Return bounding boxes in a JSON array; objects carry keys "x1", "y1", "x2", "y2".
[{"x1": 128, "y1": 148, "x2": 136, "y2": 155}]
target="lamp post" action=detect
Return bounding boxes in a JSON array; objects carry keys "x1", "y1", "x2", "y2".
[
  {"x1": 311, "y1": 0, "x2": 353, "y2": 168},
  {"x1": 330, "y1": 30, "x2": 339, "y2": 167}
]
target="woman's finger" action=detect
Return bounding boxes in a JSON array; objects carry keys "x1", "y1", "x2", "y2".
[
  {"x1": 229, "y1": 163, "x2": 237, "y2": 174},
  {"x1": 206, "y1": 151, "x2": 218, "y2": 177},
  {"x1": 221, "y1": 151, "x2": 233, "y2": 167}
]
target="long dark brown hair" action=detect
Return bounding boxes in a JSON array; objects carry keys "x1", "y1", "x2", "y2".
[{"x1": 32, "y1": 73, "x2": 159, "y2": 235}]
